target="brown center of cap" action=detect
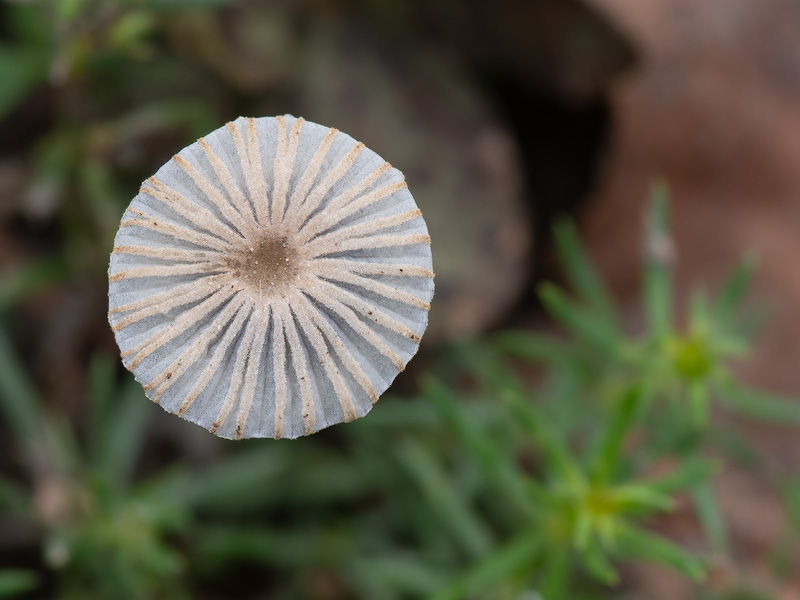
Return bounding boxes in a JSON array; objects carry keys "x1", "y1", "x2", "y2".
[{"x1": 228, "y1": 229, "x2": 303, "y2": 300}]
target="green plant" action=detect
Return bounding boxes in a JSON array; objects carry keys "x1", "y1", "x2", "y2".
[
  {"x1": 2, "y1": 178, "x2": 798, "y2": 600},
  {"x1": 411, "y1": 184, "x2": 800, "y2": 599}
]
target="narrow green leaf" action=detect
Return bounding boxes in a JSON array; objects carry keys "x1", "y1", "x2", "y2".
[
  {"x1": 688, "y1": 291, "x2": 711, "y2": 335},
  {"x1": 0, "y1": 328, "x2": 42, "y2": 457},
  {"x1": 719, "y1": 383, "x2": 800, "y2": 424},
  {"x1": 538, "y1": 283, "x2": 619, "y2": 352},
  {"x1": 352, "y1": 394, "x2": 439, "y2": 431},
  {"x1": 429, "y1": 531, "x2": 541, "y2": 600},
  {"x1": 614, "y1": 524, "x2": 705, "y2": 581},
  {"x1": 40, "y1": 412, "x2": 83, "y2": 476},
  {"x1": 88, "y1": 353, "x2": 116, "y2": 464},
  {"x1": 688, "y1": 380, "x2": 709, "y2": 428},
  {"x1": 708, "y1": 429, "x2": 759, "y2": 470},
  {"x1": 344, "y1": 558, "x2": 397, "y2": 600},
  {"x1": 649, "y1": 460, "x2": 716, "y2": 495},
  {"x1": 538, "y1": 545, "x2": 570, "y2": 600},
  {"x1": 494, "y1": 330, "x2": 575, "y2": 366},
  {"x1": 194, "y1": 525, "x2": 335, "y2": 569},
  {"x1": 261, "y1": 451, "x2": 383, "y2": 505},
  {"x1": 162, "y1": 446, "x2": 290, "y2": 512},
  {"x1": 715, "y1": 252, "x2": 758, "y2": 320},
  {"x1": 395, "y1": 437, "x2": 494, "y2": 560},
  {"x1": 573, "y1": 508, "x2": 592, "y2": 550},
  {"x1": 354, "y1": 556, "x2": 445, "y2": 596},
  {"x1": 96, "y1": 377, "x2": 152, "y2": 490},
  {"x1": 582, "y1": 544, "x2": 618, "y2": 585},
  {"x1": 779, "y1": 480, "x2": 800, "y2": 530},
  {"x1": 421, "y1": 375, "x2": 534, "y2": 518},
  {"x1": 729, "y1": 304, "x2": 768, "y2": 341},
  {"x1": 450, "y1": 340, "x2": 515, "y2": 392},
  {"x1": 499, "y1": 387, "x2": 578, "y2": 486},
  {"x1": 708, "y1": 335, "x2": 749, "y2": 360},
  {"x1": 643, "y1": 181, "x2": 674, "y2": 340},
  {"x1": 553, "y1": 218, "x2": 618, "y2": 326},
  {"x1": 691, "y1": 482, "x2": 728, "y2": 553},
  {"x1": 589, "y1": 385, "x2": 643, "y2": 484},
  {"x1": 614, "y1": 484, "x2": 675, "y2": 513}
]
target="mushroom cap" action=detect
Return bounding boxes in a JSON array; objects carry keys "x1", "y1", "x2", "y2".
[{"x1": 108, "y1": 115, "x2": 434, "y2": 439}]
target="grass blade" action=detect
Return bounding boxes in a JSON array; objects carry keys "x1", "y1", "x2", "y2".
[
  {"x1": 553, "y1": 218, "x2": 618, "y2": 326},
  {"x1": 715, "y1": 252, "x2": 758, "y2": 320},
  {"x1": 501, "y1": 387, "x2": 578, "y2": 486},
  {"x1": 88, "y1": 352, "x2": 116, "y2": 465},
  {"x1": 582, "y1": 544, "x2": 618, "y2": 585},
  {"x1": 643, "y1": 181, "x2": 674, "y2": 340},
  {"x1": 421, "y1": 375, "x2": 534, "y2": 519},
  {"x1": 720, "y1": 383, "x2": 800, "y2": 424},
  {"x1": 351, "y1": 555, "x2": 445, "y2": 597},
  {"x1": 649, "y1": 460, "x2": 716, "y2": 495},
  {"x1": 96, "y1": 376, "x2": 153, "y2": 490},
  {"x1": 0, "y1": 327, "x2": 42, "y2": 458},
  {"x1": 538, "y1": 283, "x2": 619, "y2": 353},
  {"x1": 589, "y1": 385, "x2": 643, "y2": 484},
  {"x1": 691, "y1": 481, "x2": 728, "y2": 553},
  {"x1": 160, "y1": 446, "x2": 291, "y2": 512},
  {"x1": 494, "y1": 330, "x2": 576, "y2": 366},
  {"x1": 429, "y1": 530, "x2": 541, "y2": 600},
  {"x1": 538, "y1": 545, "x2": 570, "y2": 599},
  {"x1": 194, "y1": 525, "x2": 338, "y2": 569},
  {"x1": 614, "y1": 524, "x2": 705, "y2": 581},
  {"x1": 394, "y1": 436, "x2": 493, "y2": 560}
]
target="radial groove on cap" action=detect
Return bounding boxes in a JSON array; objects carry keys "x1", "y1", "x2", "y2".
[{"x1": 108, "y1": 115, "x2": 434, "y2": 439}]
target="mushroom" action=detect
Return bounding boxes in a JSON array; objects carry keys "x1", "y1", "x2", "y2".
[{"x1": 108, "y1": 115, "x2": 434, "y2": 439}]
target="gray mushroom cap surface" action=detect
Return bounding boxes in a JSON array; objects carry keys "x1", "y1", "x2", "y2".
[{"x1": 108, "y1": 115, "x2": 434, "y2": 439}]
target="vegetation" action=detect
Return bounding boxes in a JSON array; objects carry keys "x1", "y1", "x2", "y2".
[{"x1": 3, "y1": 184, "x2": 799, "y2": 598}]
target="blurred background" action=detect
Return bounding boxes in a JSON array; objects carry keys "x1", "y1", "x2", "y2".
[{"x1": 2, "y1": 0, "x2": 800, "y2": 598}]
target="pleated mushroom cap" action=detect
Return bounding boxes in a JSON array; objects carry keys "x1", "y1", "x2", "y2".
[{"x1": 108, "y1": 115, "x2": 434, "y2": 439}]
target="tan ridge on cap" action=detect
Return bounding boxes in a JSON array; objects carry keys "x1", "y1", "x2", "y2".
[{"x1": 107, "y1": 115, "x2": 434, "y2": 439}]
